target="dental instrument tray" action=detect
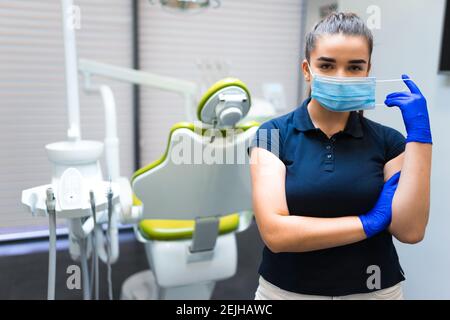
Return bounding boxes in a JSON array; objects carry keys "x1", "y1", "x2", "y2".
[{"x1": 21, "y1": 180, "x2": 120, "y2": 219}]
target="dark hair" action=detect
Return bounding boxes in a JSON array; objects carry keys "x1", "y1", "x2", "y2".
[
  {"x1": 305, "y1": 12, "x2": 373, "y2": 63},
  {"x1": 305, "y1": 12, "x2": 373, "y2": 116}
]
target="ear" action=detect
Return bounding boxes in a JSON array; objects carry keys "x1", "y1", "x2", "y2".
[{"x1": 301, "y1": 59, "x2": 311, "y2": 82}]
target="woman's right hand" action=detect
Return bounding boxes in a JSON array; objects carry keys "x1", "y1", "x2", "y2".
[{"x1": 359, "y1": 171, "x2": 401, "y2": 238}]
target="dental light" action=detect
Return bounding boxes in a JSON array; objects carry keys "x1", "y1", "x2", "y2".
[{"x1": 149, "y1": 0, "x2": 221, "y2": 13}]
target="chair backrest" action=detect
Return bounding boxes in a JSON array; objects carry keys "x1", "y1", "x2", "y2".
[{"x1": 131, "y1": 121, "x2": 259, "y2": 221}]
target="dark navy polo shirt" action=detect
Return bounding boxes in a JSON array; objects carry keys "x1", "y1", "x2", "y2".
[{"x1": 250, "y1": 97, "x2": 406, "y2": 296}]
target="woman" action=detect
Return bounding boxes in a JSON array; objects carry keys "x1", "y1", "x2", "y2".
[{"x1": 249, "y1": 12, "x2": 432, "y2": 300}]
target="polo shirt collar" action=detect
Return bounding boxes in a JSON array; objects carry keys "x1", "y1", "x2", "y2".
[{"x1": 293, "y1": 98, "x2": 364, "y2": 138}]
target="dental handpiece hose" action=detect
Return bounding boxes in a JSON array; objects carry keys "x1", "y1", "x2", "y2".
[
  {"x1": 89, "y1": 191, "x2": 99, "y2": 300},
  {"x1": 106, "y1": 184, "x2": 114, "y2": 300},
  {"x1": 79, "y1": 235, "x2": 90, "y2": 300},
  {"x1": 45, "y1": 188, "x2": 57, "y2": 300}
]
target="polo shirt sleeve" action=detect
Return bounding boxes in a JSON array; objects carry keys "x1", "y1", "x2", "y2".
[
  {"x1": 384, "y1": 126, "x2": 406, "y2": 162},
  {"x1": 248, "y1": 119, "x2": 282, "y2": 159}
]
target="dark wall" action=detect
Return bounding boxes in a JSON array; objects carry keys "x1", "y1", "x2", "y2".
[{"x1": 0, "y1": 221, "x2": 263, "y2": 300}]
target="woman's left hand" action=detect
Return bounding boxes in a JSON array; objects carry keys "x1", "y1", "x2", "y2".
[
  {"x1": 384, "y1": 75, "x2": 432, "y2": 144},
  {"x1": 359, "y1": 171, "x2": 401, "y2": 238}
]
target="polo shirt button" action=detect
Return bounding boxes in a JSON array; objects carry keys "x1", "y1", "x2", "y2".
[
  {"x1": 327, "y1": 154, "x2": 332, "y2": 159},
  {"x1": 326, "y1": 145, "x2": 331, "y2": 150}
]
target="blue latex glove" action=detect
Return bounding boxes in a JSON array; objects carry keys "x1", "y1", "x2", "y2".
[
  {"x1": 384, "y1": 75, "x2": 432, "y2": 144},
  {"x1": 359, "y1": 171, "x2": 401, "y2": 238}
]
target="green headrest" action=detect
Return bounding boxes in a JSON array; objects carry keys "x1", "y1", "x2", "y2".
[{"x1": 197, "y1": 77, "x2": 251, "y2": 122}]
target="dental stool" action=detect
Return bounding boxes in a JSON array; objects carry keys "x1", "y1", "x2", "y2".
[{"x1": 121, "y1": 78, "x2": 259, "y2": 300}]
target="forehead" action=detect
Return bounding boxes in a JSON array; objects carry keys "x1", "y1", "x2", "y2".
[{"x1": 311, "y1": 33, "x2": 370, "y2": 60}]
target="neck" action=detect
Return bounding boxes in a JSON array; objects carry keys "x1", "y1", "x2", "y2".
[{"x1": 307, "y1": 98, "x2": 350, "y2": 138}]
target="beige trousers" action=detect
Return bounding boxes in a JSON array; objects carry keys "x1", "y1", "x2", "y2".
[{"x1": 254, "y1": 276, "x2": 404, "y2": 300}]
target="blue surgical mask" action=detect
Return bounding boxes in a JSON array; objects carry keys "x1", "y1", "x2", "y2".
[{"x1": 307, "y1": 63, "x2": 409, "y2": 112}]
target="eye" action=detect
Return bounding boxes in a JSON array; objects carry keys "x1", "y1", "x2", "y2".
[
  {"x1": 348, "y1": 65, "x2": 364, "y2": 71},
  {"x1": 319, "y1": 63, "x2": 334, "y2": 70}
]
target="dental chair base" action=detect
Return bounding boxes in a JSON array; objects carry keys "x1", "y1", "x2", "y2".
[
  {"x1": 122, "y1": 229, "x2": 237, "y2": 300},
  {"x1": 121, "y1": 270, "x2": 216, "y2": 300}
]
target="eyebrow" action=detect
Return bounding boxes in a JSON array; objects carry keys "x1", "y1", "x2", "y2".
[
  {"x1": 317, "y1": 57, "x2": 336, "y2": 63},
  {"x1": 348, "y1": 59, "x2": 367, "y2": 64},
  {"x1": 316, "y1": 57, "x2": 368, "y2": 64}
]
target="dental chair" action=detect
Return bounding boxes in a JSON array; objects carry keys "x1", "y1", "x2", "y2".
[{"x1": 122, "y1": 78, "x2": 259, "y2": 300}]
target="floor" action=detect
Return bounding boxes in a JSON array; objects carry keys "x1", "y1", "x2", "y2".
[{"x1": 0, "y1": 220, "x2": 264, "y2": 300}]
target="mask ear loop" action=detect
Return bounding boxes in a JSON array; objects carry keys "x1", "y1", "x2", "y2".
[
  {"x1": 374, "y1": 78, "x2": 415, "y2": 106},
  {"x1": 376, "y1": 78, "x2": 414, "y2": 83}
]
